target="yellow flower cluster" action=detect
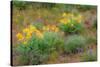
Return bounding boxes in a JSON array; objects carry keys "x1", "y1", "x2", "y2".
[
  {"x1": 74, "y1": 14, "x2": 83, "y2": 23},
  {"x1": 16, "y1": 24, "x2": 60, "y2": 45},
  {"x1": 23, "y1": 25, "x2": 37, "y2": 39},
  {"x1": 43, "y1": 25, "x2": 59, "y2": 32},
  {"x1": 60, "y1": 12, "x2": 83, "y2": 24},
  {"x1": 62, "y1": 12, "x2": 74, "y2": 18},
  {"x1": 16, "y1": 33, "x2": 24, "y2": 41},
  {"x1": 59, "y1": 18, "x2": 70, "y2": 24},
  {"x1": 16, "y1": 25, "x2": 43, "y2": 45}
]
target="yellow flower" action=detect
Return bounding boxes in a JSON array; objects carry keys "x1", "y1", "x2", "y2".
[
  {"x1": 60, "y1": 18, "x2": 67, "y2": 24},
  {"x1": 73, "y1": 15, "x2": 83, "y2": 23},
  {"x1": 62, "y1": 13, "x2": 67, "y2": 17},
  {"x1": 60, "y1": 18, "x2": 70, "y2": 24},
  {"x1": 16, "y1": 33, "x2": 24, "y2": 41},
  {"x1": 23, "y1": 25, "x2": 37, "y2": 34},
  {"x1": 36, "y1": 31, "x2": 43, "y2": 38},
  {"x1": 23, "y1": 28, "x2": 30, "y2": 33},
  {"x1": 67, "y1": 13, "x2": 74, "y2": 17},
  {"x1": 26, "y1": 33, "x2": 32, "y2": 39},
  {"x1": 43, "y1": 26, "x2": 49, "y2": 31},
  {"x1": 78, "y1": 14, "x2": 83, "y2": 19},
  {"x1": 43, "y1": 25, "x2": 59, "y2": 32},
  {"x1": 55, "y1": 27, "x2": 59, "y2": 32},
  {"x1": 77, "y1": 14, "x2": 83, "y2": 22},
  {"x1": 51, "y1": 25, "x2": 59, "y2": 32},
  {"x1": 29, "y1": 25, "x2": 37, "y2": 31},
  {"x1": 76, "y1": 18, "x2": 81, "y2": 23},
  {"x1": 38, "y1": 33, "x2": 43, "y2": 38}
]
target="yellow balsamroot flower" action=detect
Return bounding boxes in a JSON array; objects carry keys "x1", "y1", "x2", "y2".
[
  {"x1": 23, "y1": 28, "x2": 30, "y2": 33},
  {"x1": 35, "y1": 29, "x2": 40, "y2": 33},
  {"x1": 73, "y1": 15, "x2": 83, "y2": 23},
  {"x1": 36, "y1": 31, "x2": 43, "y2": 38},
  {"x1": 76, "y1": 18, "x2": 82, "y2": 23},
  {"x1": 26, "y1": 33, "x2": 32, "y2": 39},
  {"x1": 62, "y1": 12, "x2": 67, "y2": 17},
  {"x1": 16, "y1": 33, "x2": 24, "y2": 41},
  {"x1": 37, "y1": 33, "x2": 43, "y2": 38},
  {"x1": 23, "y1": 25, "x2": 37, "y2": 34},
  {"x1": 60, "y1": 18, "x2": 70, "y2": 25},
  {"x1": 43, "y1": 26, "x2": 49, "y2": 31},
  {"x1": 29, "y1": 25, "x2": 37, "y2": 31},
  {"x1": 67, "y1": 13, "x2": 74, "y2": 17},
  {"x1": 60, "y1": 18, "x2": 67, "y2": 24},
  {"x1": 43, "y1": 25, "x2": 59, "y2": 32},
  {"x1": 78, "y1": 14, "x2": 83, "y2": 19},
  {"x1": 54, "y1": 27, "x2": 59, "y2": 32},
  {"x1": 77, "y1": 14, "x2": 83, "y2": 22},
  {"x1": 51, "y1": 25, "x2": 59, "y2": 32},
  {"x1": 51, "y1": 25, "x2": 56, "y2": 30}
]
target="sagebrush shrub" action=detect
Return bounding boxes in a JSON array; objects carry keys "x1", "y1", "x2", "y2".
[{"x1": 64, "y1": 35, "x2": 86, "y2": 54}]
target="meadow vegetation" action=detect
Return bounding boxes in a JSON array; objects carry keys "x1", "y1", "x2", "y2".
[{"x1": 12, "y1": 1, "x2": 97, "y2": 66}]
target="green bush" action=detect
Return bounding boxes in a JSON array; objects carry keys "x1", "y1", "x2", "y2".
[
  {"x1": 64, "y1": 35, "x2": 86, "y2": 54},
  {"x1": 16, "y1": 31, "x2": 64, "y2": 65},
  {"x1": 16, "y1": 35, "x2": 49, "y2": 65},
  {"x1": 43, "y1": 32, "x2": 64, "y2": 52},
  {"x1": 59, "y1": 20, "x2": 83, "y2": 34}
]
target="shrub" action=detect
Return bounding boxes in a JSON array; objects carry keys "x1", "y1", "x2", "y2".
[
  {"x1": 43, "y1": 31, "x2": 64, "y2": 52},
  {"x1": 16, "y1": 31, "x2": 64, "y2": 65},
  {"x1": 59, "y1": 20, "x2": 83, "y2": 33},
  {"x1": 58, "y1": 13, "x2": 83, "y2": 34},
  {"x1": 64, "y1": 35, "x2": 86, "y2": 54}
]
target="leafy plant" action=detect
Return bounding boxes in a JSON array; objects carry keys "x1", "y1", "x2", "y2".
[
  {"x1": 58, "y1": 13, "x2": 83, "y2": 34},
  {"x1": 64, "y1": 35, "x2": 86, "y2": 54},
  {"x1": 15, "y1": 31, "x2": 64, "y2": 65},
  {"x1": 43, "y1": 32, "x2": 64, "y2": 52},
  {"x1": 59, "y1": 20, "x2": 83, "y2": 33}
]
